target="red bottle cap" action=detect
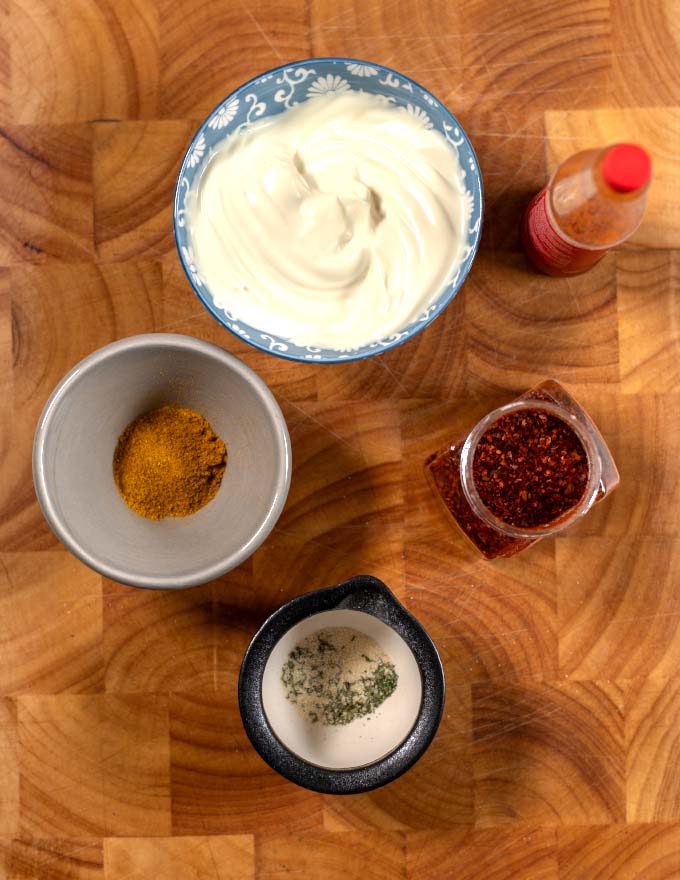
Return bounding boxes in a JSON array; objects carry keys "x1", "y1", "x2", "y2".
[{"x1": 601, "y1": 144, "x2": 651, "y2": 192}]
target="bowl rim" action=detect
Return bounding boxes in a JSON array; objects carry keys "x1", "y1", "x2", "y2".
[
  {"x1": 32, "y1": 333, "x2": 292, "y2": 590},
  {"x1": 238, "y1": 574, "x2": 446, "y2": 794},
  {"x1": 173, "y1": 56, "x2": 484, "y2": 364}
]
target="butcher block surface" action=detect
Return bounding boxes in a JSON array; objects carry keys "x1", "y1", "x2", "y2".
[{"x1": 1, "y1": 0, "x2": 680, "y2": 877}]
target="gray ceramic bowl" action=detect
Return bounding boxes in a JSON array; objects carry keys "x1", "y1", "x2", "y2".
[{"x1": 33, "y1": 334, "x2": 291, "y2": 589}]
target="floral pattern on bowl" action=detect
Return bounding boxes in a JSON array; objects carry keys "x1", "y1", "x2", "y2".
[{"x1": 174, "y1": 57, "x2": 483, "y2": 363}]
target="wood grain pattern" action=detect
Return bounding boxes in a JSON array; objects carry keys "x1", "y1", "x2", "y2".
[
  {"x1": 0, "y1": 554, "x2": 103, "y2": 694},
  {"x1": 456, "y1": 0, "x2": 612, "y2": 114},
  {"x1": 473, "y1": 682, "x2": 626, "y2": 826},
  {"x1": 311, "y1": 1, "x2": 462, "y2": 99},
  {"x1": 11, "y1": 0, "x2": 159, "y2": 123},
  {"x1": 104, "y1": 835, "x2": 254, "y2": 880},
  {"x1": 617, "y1": 250, "x2": 680, "y2": 393},
  {"x1": 0, "y1": 838, "x2": 103, "y2": 880},
  {"x1": 93, "y1": 121, "x2": 195, "y2": 261},
  {"x1": 557, "y1": 538, "x2": 680, "y2": 679},
  {"x1": 558, "y1": 824, "x2": 680, "y2": 880},
  {"x1": 609, "y1": 0, "x2": 680, "y2": 108},
  {"x1": 258, "y1": 832, "x2": 406, "y2": 879},
  {"x1": 625, "y1": 677, "x2": 680, "y2": 823},
  {"x1": 169, "y1": 693, "x2": 323, "y2": 835},
  {"x1": 160, "y1": 0, "x2": 310, "y2": 119},
  {"x1": 18, "y1": 694, "x2": 171, "y2": 837},
  {"x1": 465, "y1": 257, "x2": 620, "y2": 393},
  {"x1": 0, "y1": 125, "x2": 93, "y2": 263},
  {"x1": 408, "y1": 827, "x2": 558, "y2": 880},
  {"x1": 1, "y1": 0, "x2": 680, "y2": 876},
  {"x1": 0, "y1": 698, "x2": 18, "y2": 837}
]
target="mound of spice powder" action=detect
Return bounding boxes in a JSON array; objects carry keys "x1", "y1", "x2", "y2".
[
  {"x1": 281, "y1": 627, "x2": 398, "y2": 726},
  {"x1": 113, "y1": 405, "x2": 227, "y2": 520},
  {"x1": 472, "y1": 409, "x2": 589, "y2": 529}
]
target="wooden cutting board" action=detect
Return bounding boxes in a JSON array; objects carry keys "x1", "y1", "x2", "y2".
[{"x1": 1, "y1": 1, "x2": 679, "y2": 877}]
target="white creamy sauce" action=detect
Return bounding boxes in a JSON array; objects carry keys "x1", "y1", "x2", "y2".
[
  {"x1": 261, "y1": 609, "x2": 422, "y2": 770},
  {"x1": 189, "y1": 92, "x2": 470, "y2": 349}
]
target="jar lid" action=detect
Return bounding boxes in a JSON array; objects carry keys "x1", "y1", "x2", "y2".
[{"x1": 602, "y1": 144, "x2": 652, "y2": 192}]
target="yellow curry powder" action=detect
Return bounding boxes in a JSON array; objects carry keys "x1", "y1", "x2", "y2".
[{"x1": 113, "y1": 405, "x2": 227, "y2": 520}]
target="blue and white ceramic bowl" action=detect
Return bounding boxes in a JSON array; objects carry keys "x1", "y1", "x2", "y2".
[{"x1": 174, "y1": 58, "x2": 483, "y2": 363}]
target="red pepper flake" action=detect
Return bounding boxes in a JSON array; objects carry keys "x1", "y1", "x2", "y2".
[
  {"x1": 427, "y1": 444, "x2": 531, "y2": 558},
  {"x1": 472, "y1": 409, "x2": 588, "y2": 529}
]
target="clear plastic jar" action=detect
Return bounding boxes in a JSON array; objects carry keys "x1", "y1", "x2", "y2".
[{"x1": 424, "y1": 380, "x2": 619, "y2": 558}]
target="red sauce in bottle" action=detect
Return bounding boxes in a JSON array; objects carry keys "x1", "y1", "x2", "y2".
[{"x1": 522, "y1": 144, "x2": 652, "y2": 277}]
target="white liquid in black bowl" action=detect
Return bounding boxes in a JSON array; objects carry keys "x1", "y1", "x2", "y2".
[{"x1": 262, "y1": 609, "x2": 422, "y2": 770}]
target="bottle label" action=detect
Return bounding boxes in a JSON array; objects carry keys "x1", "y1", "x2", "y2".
[{"x1": 523, "y1": 188, "x2": 610, "y2": 275}]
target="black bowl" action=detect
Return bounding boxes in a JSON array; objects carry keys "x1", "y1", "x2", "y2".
[{"x1": 238, "y1": 574, "x2": 445, "y2": 794}]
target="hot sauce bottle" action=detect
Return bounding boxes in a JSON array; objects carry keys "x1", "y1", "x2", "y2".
[{"x1": 521, "y1": 143, "x2": 652, "y2": 276}]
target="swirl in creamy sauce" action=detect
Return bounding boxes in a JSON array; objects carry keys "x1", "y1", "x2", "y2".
[{"x1": 188, "y1": 92, "x2": 470, "y2": 349}]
